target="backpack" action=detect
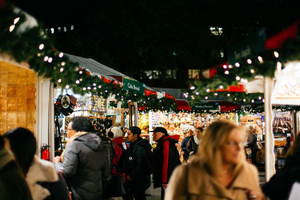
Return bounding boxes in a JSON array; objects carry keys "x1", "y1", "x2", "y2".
[
  {"x1": 116, "y1": 142, "x2": 136, "y2": 174},
  {"x1": 145, "y1": 149, "x2": 153, "y2": 175},
  {"x1": 99, "y1": 136, "x2": 114, "y2": 177},
  {"x1": 117, "y1": 142, "x2": 153, "y2": 175}
]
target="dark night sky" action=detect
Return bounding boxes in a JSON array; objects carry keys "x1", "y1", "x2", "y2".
[
  {"x1": 11, "y1": 0, "x2": 300, "y2": 34},
  {"x1": 8, "y1": 0, "x2": 300, "y2": 80}
]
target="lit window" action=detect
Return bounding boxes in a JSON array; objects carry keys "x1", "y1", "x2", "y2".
[
  {"x1": 188, "y1": 69, "x2": 200, "y2": 79},
  {"x1": 210, "y1": 27, "x2": 223, "y2": 36}
]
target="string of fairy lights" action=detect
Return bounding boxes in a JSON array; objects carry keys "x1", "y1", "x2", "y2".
[
  {"x1": 184, "y1": 29, "x2": 300, "y2": 108},
  {"x1": 2, "y1": 2, "x2": 300, "y2": 113},
  {"x1": 1, "y1": 2, "x2": 178, "y2": 112}
]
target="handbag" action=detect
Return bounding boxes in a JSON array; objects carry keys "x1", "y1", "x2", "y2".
[{"x1": 104, "y1": 174, "x2": 127, "y2": 197}]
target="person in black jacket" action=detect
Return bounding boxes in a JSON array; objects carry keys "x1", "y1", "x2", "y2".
[
  {"x1": 247, "y1": 128, "x2": 259, "y2": 165},
  {"x1": 152, "y1": 127, "x2": 181, "y2": 200},
  {"x1": 54, "y1": 116, "x2": 110, "y2": 200},
  {"x1": 125, "y1": 126, "x2": 152, "y2": 200},
  {"x1": 263, "y1": 133, "x2": 300, "y2": 200},
  {"x1": 180, "y1": 126, "x2": 194, "y2": 162}
]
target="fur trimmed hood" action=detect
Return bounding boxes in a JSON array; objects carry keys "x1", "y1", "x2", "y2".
[{"x1": 26, "y1": 156, "x2": 58, "y2": 200}]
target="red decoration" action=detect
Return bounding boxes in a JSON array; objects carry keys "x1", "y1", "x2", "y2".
[{"x1": 0, "y1": 0, "x2": 6, "y2": 9}]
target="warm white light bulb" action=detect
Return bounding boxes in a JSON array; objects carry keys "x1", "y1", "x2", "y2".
[
  {"x1": 75, "y1": 80, "x2": 80, "y2": 84},
  {"x1": 250, "y1": 69, "x2": 255, "y2": 74},
  {"x1": 274, "y1": 51, "x2": 279, "y2": 58},
  {"x1": 224, "y1": 70, "x2": 229, "y2": 75},
  {"x1": 190, "y1": 86, "x2": 195, "y2": 90},
  {"x1": 13, "y1": 17, "x2": 20, "y2": 24},
  {"x1": 277, "y1": 62, "x2": 282, "y2": 71},
  {"x1": 60, "y1": 67, "x2": 64, "y2": 72},
  {"x1": 206, "y1": 88, "x2": 210, "y2": 92},
  {"x1": 236, "y1": 76, "x2": 240, "y2": 81},
  {"x1": 258, "y1": 56, "x2": 263, "y2": 63},
  {"x1": 44, "y1": 56, "x2": 49, "y2": 62},
  {"x1": 79, "y1": 71, "x2": 83, "y2": 74},
  {"x1": 65, "y1": 85, "x2": 69, "y2": 89},
  {"x1": 205, "y1": 96, "x2": 208, "y2": 99},
  {"x1": 247, "y1": 59, "x2": 252, "y2": 64},
  {"x1": 195, "y1": 92, "x2": 199, "y2": 95},
  {"x1": 9, "y1": 25, "x2": 15, "y2": 32},
  {"x1": 48, "y1": 57, "x2": 53, "y2": 63},
  {"x1": 219, "y1": 85, "x2": 224, "y2": 89},
  {"x1": 235, "y1": 62, "x2": 240, "y2": 67},
  {"x1": 39, "y1": 44, "x2": 44, "y2": 50},
  {"x1": 61, "y1": 62, "x2": 65, "y2": 66},
  {"x1": 57, "y1": 79, "x2": 61, "y2": 83},
  {"x1": 59, "y1": 52, "x2": 64, "y2": 58},
  {"x1": 223, "y1": 65, "x2": 227, "y2": 69}
]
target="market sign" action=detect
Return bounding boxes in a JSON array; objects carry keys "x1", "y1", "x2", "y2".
[
  {"x1": 192, "y1": 103, "x2": 220, "y2": 111},
  {"x1": 228, "y1": 28, "x2": 266, "y2": 65},
  {"x1": 123, "y1": 77, "x2": 145, "y2": 95},
  {"x1": 272, "y1": 62, "x2": 300, "y2": 105}
]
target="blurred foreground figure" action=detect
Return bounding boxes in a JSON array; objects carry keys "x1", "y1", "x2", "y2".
[
  {"x1": 165, "y1": 120, "x2": 264, "y2": 200},
  {"x1": 0, "y1": 134, "x2": 32, "y2": 200},
  {"x1": 263, "y1": 133, "x2": 300, "y2": 200},
  {"x1": 3, "y1": 128, "x2": 69, "y2": 200}
]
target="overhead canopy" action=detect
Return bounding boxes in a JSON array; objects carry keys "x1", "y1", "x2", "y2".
[
  {"x1": 175, "y1": 100, "x2": 191, "y2": 111},
  {"x1": 65, "y1": 53, "x2": 159, "y2": 94}
]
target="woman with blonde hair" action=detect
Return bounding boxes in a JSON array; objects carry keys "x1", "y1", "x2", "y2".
[{"x1": 165, "y1": 120, "x2": 264, "y2": 200}]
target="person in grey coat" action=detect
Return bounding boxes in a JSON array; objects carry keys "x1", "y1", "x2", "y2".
[{"x1": 54, "y1": 116, "x2": 110, "y2": 200}]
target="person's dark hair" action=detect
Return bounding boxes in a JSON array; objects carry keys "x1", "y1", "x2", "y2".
[
  {"x1": 0, "y1": 135, "x2": 4, "y2": 150},
  {"x1": 129, "y1": 126, "x2": 141, "y2": 137},
  {"x1": 3, "y1": 127, "x2": 36, "y2": 174},
  {"x1": 107, "y1": 130, "x2": 114, "y2": 138},
  {"x1": 197, "y1": 127, "x2": 204, "y2": 132},
  {"x1": 70, "y1": 116, "x2": 93, "y2": 132},
  {"x1": 153, "y1": 127, "x2": 168, "y2": 135}
]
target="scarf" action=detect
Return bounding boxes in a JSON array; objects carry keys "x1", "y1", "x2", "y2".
[{"x1": 60, "y1": 131, "x2": 88, "y2": 162}]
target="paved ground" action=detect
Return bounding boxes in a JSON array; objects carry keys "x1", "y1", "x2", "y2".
[{"x1": 145, "y1": 171, "x2": 266, "y2": 200}]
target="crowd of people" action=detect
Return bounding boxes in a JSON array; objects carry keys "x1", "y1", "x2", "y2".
[{"x1": 1, "y1": 117, "x2": 300, "y2": 200}]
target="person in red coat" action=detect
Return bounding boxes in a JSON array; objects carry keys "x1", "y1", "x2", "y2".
[
  {"x1": 109, "y1": 127, "x2": 126, "y2": 177},
  {"x1": 152, "y1": 127, "x2": 181, "y2": 200}
]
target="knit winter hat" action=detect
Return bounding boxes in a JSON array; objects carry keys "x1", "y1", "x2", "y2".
[{"x1": 111, "y1": 127, "x2": 123, "y2": 139}]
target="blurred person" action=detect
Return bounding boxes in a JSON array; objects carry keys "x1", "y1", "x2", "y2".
[
  {"x1": 152, "y1": 127, "x2": 181, "y2": 200},
  {"x1": 3, "y1": 127, "x2": 69, "y2": 200},
  {"x1": 165, "y1": 120, "x2": 264, "y2": 200},
  {"x1": 186, "y1": 126, "x2": 204, "y2": 157},
  {"x1": 54, "y1": 116, "x2": 110, "y2": 200},
  {"x1": 108, "y1": 126, "x2": 126, "y2": 200},
  {"x1": 181, "y1": 126, "x2": 195, "y2": 162},
  {"x1": 0, "y1": 134, "x2": 32, "y2": 200},
  {"x1": 247, "y1": 127, "x2": 259, "y2": 165},
  {"x1": 262, "y1": 133, "x2": 300, "y2": 200},
  {"x1": 125, "y1": 126, "x2": 152, "y2": 200}
]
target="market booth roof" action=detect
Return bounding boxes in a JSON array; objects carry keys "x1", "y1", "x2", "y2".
[{"x1": 65, "y1": 53, "x2": 160, "y2": 95}]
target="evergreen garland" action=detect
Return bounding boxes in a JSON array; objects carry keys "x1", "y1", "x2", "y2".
[
  {"x1": 185, "y1": 24, "x2": 300, "y2": 107},
  {"x1": 0, "y1": 2, "x2": 178, "y2": 112}
]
